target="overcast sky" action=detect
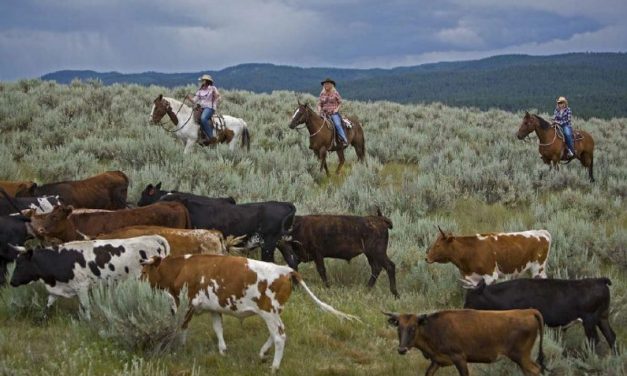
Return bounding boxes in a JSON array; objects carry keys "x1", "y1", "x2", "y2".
[{"x1": 1, "y1": 0, "x2": 626, "y2": 80}]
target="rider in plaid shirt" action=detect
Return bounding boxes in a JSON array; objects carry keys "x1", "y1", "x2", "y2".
[
  {"x1": 553, "y1": 96, "x2": 575, "y2": 158},
  {"x1": 317, "y1": 78, "x2": 348, "y2": 146}
]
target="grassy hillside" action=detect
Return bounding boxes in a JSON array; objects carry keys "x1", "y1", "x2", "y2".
[
  {"x1": 40, "y1": 53, "x2": 627, "y2": 119},
  {"x1": 0, "y1": 79, "x2": 626, "y2": 375}
]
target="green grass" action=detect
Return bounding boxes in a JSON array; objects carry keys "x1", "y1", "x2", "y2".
[{"x1": 0, "y1": 79, "x2": 625, "y2": 375}]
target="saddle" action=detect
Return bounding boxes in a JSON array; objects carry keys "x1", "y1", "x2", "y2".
[
  {"x1": 555, "y1": 125, "x2": 584, "y2": 160},
  {"x1": 323, "y1": 114, "x2": 352, "y2": 148},
  {"x1": 193, "y1": 105, "x2": 230, "y2": 145}
]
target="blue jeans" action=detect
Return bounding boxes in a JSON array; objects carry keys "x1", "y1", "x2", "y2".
[
  {"x1": 330, "y1": 113, "x2": 347, "y2": 143},
  {"x1": 200, "y1": 108, "x2": 215, "y2": 138},
  {"x1": 562, "y1": 123, "x2": 574, "y2": 153}
]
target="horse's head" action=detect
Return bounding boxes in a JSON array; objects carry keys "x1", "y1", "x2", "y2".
[
  {"x1": 516, "y1": 112, "x2": 538, "y2": 140},
  {"x1": 150, "y1": 94, "x2": 171, "y2": 124},
  {"x1": 288, "y1": 101, "x2": 311, "y2": 129}
]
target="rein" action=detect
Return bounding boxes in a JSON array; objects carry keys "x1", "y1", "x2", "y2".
[{"x1": 302, "y1": 108, "x2": 335, "y2": 149}]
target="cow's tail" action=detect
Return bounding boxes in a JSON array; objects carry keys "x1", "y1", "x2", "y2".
[
  {"x1": 240, "y1": 124, "x2": 251, "y2": 151},
  {"x1": 532, "y1": 309, "x2": 547, "y2": 373},
  {"x1": 291, "y1": 272, "x2": 360, "y2": 322},
  {"x1": 281, "y1": 204, "x2": 297, "y2": 235},
  {"x1": 0, "y1": 187, "x2": 22, "y2": 213},
  {"x1": 224, "y1": 235, "x2": 246, "y2": 255}
]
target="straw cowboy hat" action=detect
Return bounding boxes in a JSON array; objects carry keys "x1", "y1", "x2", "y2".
[
  {"x1": 320, "y1": 77, "x2": 336, "y2": 86},
  {"x1": 556, "y1": 96, "x2": 568, "y2": 105},
  {"x1": 198, "y1": 74, "x2": 214, "y2": 83}
]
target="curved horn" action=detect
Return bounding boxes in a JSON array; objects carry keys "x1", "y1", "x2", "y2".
[
  {"x1": 9, "y1": 244, "x2": 28, "y2": 253},
  {"x1": 437, "y1": 226, "x2": 445, "y2": 237}
]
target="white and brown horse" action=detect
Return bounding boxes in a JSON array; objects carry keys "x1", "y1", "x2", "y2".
[
  {"x1": 288, "y1": 102, "x2": 365, "y2": 175},
  {"x1": 150, "y1": 95, "x2": 251, "y2": 154}
]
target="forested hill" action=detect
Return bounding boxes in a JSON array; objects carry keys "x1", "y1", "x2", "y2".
[{"x1": 41, "y1": 53, "x2": 627, "y2": 119}]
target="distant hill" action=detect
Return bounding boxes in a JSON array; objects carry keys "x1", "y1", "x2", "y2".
[{"x1": 41, "y1": 53, "x2": 627, "y2": 119}]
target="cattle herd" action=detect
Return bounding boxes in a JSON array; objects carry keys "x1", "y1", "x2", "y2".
[{"x1": 0, "y1": 170, "x2": 618, "y2": 375}]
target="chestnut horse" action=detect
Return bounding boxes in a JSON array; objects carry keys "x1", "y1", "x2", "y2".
[
  {"x1": 288, "y1": 102, "x2": 365, "y2": 175},
  {"x1": 517, "y1": 112, "x2": 595, "y2": 182}
]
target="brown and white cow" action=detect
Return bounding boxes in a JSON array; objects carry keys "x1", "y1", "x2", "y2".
[
  {"x1": 16, "y1": 171, "x2": 129, "y2": 209},
  {"x1": 141, "y1": 254, "x2": 358, "y2": 372},
  {"x1": 0, "y1": 180, "x2": 36, "y2": 197},
  {"x1": 28, "y1": 202, "x2": 191, "y2": 243},
  {"x1": 384, "y1": 309, "x2": 545, "y2": 376},
  {"x1": 426, "y1": 228, "x2": 551, "y2": 287},
  {"x1": 96, "y1": 225, "x2": 243, "y2": 256}
]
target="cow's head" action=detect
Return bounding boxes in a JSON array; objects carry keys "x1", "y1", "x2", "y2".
[
  {"x1": 137, "y1": 182, "x2": 163, "y2": 207},
  {"x1": 28, "y1": 204, "x2": 73, "y2": 240},
  {"x1": 425, "y1": 226, "x2": 454, "y2": 264},
  {"x1": 383, "y1": 312, "x2": 427, "y2": 355},
  {"x1": 9, "y1": 247, "x2": 39, "y2": 287},
  {"x1": 14, "y1": 181, "x2": 37, "y2": 197},
  {"x1": 140, "y1": 255, "x2": 163, "y2": 287}
]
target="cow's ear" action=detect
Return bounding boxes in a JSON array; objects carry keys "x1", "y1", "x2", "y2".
[
  {"x1": 62, "y1": 205, "x2": 74, "y2": 216},
  {"x1": 23, "y1": 208, "x2": 35, "y2": 218},
  {"x1": 525, "y1": 111, "x2": 530, "y2": 118},
  {"x1": 417, "y1": 314, "x2": 428, "y2": 326},
  {"x1": 156, "y1": 182, "x2": 162, "y2": 190},
  {"x1": 141, "y1": 256, "x2": 162, "y2": 267},
  {"x1": 382, "y1": 311, "x2": 399, "y2": 327}
]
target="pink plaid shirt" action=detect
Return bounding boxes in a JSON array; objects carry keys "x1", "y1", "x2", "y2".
[
  {"x1": 319, "y1": 90, "x2": 342, "y2": 115},
  {"x1": 193, "y1": 85, "x2": 219, "y2": 109}
]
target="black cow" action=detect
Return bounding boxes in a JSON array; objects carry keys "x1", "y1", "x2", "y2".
[
  {"x1": 464, "y1": 278, "x2": 616, "y2": 351},
  {"x1": 0, "y1": 187, "x2": 61, "y2": 216},
  {"x1": 277, "y1": 210, "x2": 398, "y2": 297},
  {"x1": 159, "y1": 193, "x2": 297, "y2": 267},
  {"x1": 137, "y1": 182, "x2": 235, "y2": 207},
  {"x1": 0, "y1": 215, "x2": 32, "y2": 284}
]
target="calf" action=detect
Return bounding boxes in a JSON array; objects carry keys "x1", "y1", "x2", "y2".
[
  {"x1": 28, "y1": 202, "x2": 190, "y2": 243},
  {"x1": 10, "y1": 235, "x2": 170, "y2": 317},
  {"x1": 141, "y1": 254, "x2": 357, "y2": 372},
  {"x1": 277, "y1": 209, "x2": 398, "y2": 297},
  {"x1": 426, "y1": 228, "x2": 550, "y2": 287},
  {"x1": 17, "y1": 171, "x2": 129, "y2": 210},
  {"x1": 1, "y1": 187, "x2": 60, "y2": 216},
  {"x1": 137, "y1": 182, "x2": 235, "y2": 206},
  {"x1": 159, "y1": 193, "x2": 296, "y2": 267},
  {"x1": 96, "y1": 225, "x2": 243, "y2": 256},
  {"x1": 0, "y1": 215, "x2": 32, "y2": 285},
  {"x1": 464, "y1": 278, "x2": 616, "y2": 351},
  {"x1": 384, "y1": 309, "x2": 545, "y2": 376}
]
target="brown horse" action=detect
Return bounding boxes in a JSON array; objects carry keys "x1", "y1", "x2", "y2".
[
  {"x1": 517, "y1": 112, "x2": 595, "y2": 182},
  {"x1": 288, "y1": 102, "x2": 366, "y2": 175}
]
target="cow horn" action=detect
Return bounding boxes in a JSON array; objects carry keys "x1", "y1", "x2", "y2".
[
  {"x1": 459, "y1": 279, "x2": 477, "y2": 289},
  {"x1": 76, "y1": 230, "x2": 92, "y2": 241},
  {"x1": 9, "y1": 244, "x2": 28, "y2": 253},
  {"x1": 437, "y1": 226, "x2": 445, "y2": 237}
]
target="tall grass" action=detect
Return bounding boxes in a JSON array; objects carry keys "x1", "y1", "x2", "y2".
[{"x1": 0, "y1": 79, "x2": 625, "y2": 375}]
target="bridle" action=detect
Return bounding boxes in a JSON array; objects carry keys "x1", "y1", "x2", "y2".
[{"x1": 154, "y1": 97, "x2": 194, "y2": 133}]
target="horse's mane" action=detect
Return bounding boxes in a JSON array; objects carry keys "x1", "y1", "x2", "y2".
[
  {"x1": 532, "y1": 114, "x2": 551, "y2": 130},
  {"x1": 163, "y1": 97, "x2": 191, "y2": 111}
]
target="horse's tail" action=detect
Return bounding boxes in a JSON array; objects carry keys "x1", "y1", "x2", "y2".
[{"x1": 240, "y1": 122, "x2": 251, "y2": 151}]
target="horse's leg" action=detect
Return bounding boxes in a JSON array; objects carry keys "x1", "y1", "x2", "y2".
[
  {"x1": 319, "y1": 147, "x2": 329, "y2": 176},
  {"x1": 581, "y1": 151, "x2": 595, "y2": 182},
  {"x1": 183, "y1": 138, "x2": 195, "y2": 154},
  {"x1": 335, "y1": 149, "x2": 345, "y2": 174}
]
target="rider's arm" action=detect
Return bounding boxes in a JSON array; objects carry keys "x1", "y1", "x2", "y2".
[
  {"x1": 334, "y1": 92, "x2": 342, "y2": 114},
  {"x1": 566, "y1": 107, "x2": 572, "y2": 124}
]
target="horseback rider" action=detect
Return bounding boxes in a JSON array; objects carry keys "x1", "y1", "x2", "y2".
[
  {"x1": 317, "y1": 78, "x2": 348, "y2": 146},
  {"x1": 553, "y1": 96, "x2": 575, "y2": 158},
  {"x1": 186, "y1": 74, "x2": 221, "y2": 144}
]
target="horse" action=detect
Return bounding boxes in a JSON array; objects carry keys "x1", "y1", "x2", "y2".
[
  {"x1": 288, "y1": 101, "x2": 366, "y2": 175},
  {"x1": 516, "y1": 112, "x2": 595, "y2": 182},
  {"x1": 150, "y1": 95, "x2": 251, "y2": 154}
]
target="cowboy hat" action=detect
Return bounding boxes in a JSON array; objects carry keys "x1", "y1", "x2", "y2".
[
  {"x1": 198, "y1": 74, "x2": 214, "y2": 83},
  {"x1": 556, "y1": 96, "x2": 568, "y2": 104},
  {"x1": 320, "y1": 77, "x2": 336, "y2": 86}
]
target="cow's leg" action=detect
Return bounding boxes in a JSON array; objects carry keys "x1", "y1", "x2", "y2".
[
  {"x1": 582, "y1": 318, "x2": 600, "y2": 347},
  {"x1": 425, "y1": 361, "x2": 440, "y2": 376},
  {"x1": 365, "y1": 254, "x2": 383, "y2": 288},
  {"x1": 511, "y1": 354, "x2": 541, "y2": 376},
  {"x1": 211, "y1": 313, "x2": 227, "y2": 355},
  {"x1": 259, "y1": 335, "x2": 274, "y2": 360},
  {"x1": 383, "y1": 255, "x2": 400, "y2": 298},
  {"x1": 77, "y1": 289, "x2": 91, "y2": 320},
  {"x1": 450, "y1": 354, "x2": 469, "y2": 376},
  {"x1": 259, "y1": 312, "x2": 286, "y2": 373},
  {"x1": 44, "y1": 295, "x2": 58, "y2": 319},
  {"x1": 598, "y1": 317, "x2": 617, "y2": 352},
  {"x1": 313, "y1": 255, "x2": 329, "y2": 287},
  {"x1": 261, "y1": 240, "x2": 276, "y2": 264}
]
